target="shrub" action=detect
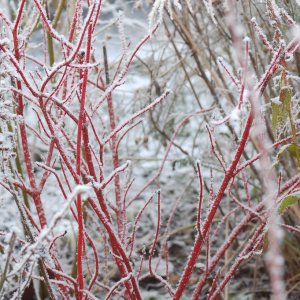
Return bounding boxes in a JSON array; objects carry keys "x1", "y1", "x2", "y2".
[{"x1": 0, "y1": 1, "x2": 300, "y2": 299}]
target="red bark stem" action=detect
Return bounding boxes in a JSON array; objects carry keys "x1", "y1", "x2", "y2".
[
  {"x1": 173, "y1": 109, "x2": 254, "y2": 299},
  {"x1": 75, "y1": 19, "x2": 94, "y2": 300}
]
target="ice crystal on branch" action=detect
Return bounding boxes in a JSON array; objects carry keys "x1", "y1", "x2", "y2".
[
  {"x1": 148, "y1": 0, "x2": 192, "y2": 30},
  {"x1": 0, "y1": 79, "x2": 17, "y2": 181}
]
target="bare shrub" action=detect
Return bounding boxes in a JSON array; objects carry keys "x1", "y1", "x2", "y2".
[{"x1": 0, "y1": 1, "x2": 300, "y2": 299}]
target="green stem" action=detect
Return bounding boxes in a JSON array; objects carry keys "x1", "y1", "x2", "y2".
[
  {"x1": 289, "y1": 110, "x2": 300, "y2": 167},
  {"x1": 47, "y1": 31, "x2": 55, "y2": 67},
  {"x1": 53, "y1": 0, "x2": 66, "y2": 29}
]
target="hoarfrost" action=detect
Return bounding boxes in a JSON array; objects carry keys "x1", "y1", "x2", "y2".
[{"x1": 148, "y1": 0, "x2": 192, "y2": 30}]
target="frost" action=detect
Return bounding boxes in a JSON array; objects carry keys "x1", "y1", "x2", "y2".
[
  {"x1": 243, "y1": 36, "x2": 251, "y2": 43},
  {"x1": 284, "y1": 52, "x2": 293, "y2": 62},
  {"x1": 73, "y1": 184, "x2": 92, "y2": 201},
  {"x1": 294, "y1": 119, "x2": 300, "y2": 125},
  {"x1": 118, "y1": 10, "x2": 128, "y2": 65},
  {"x1": 267, "y1": 0, "x2": 282, "y2": 22},
  {"x1": 0, "y1": 37, "x2": 11, "y2": 46},
  {"x1": 0, "y1": 89, "x2": 17, "y2": 181},
  {"x1": 148, "y1": 0, "x2": 191, "y2": 30},
  {"x1": 230, "y1": 107, "x2": 241, "y2": 122},
  {"x1": 148, "y1": 0, "x2": 168, "y2": 29},
  {"x1": 271, "y1": 96, "x2": 281, "y2": 105},
  {"x1": 203, "y1": 0, "x2": 216, "y2": 24}
]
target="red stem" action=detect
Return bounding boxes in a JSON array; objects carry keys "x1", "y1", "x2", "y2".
[
  {"x1": 75, "y1": 19, "x2": 94, "y2": 300},
  {"x1": 173, "y1": 109, "x2": 254, "y2": 299},
  {"x1": 12, "y1": 1, "x2": 47, "y2": 228}
]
